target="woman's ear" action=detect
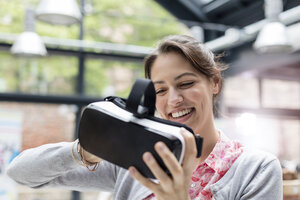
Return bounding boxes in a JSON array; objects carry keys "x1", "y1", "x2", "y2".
[{"x1": 210, "y1": 76, "x2": 221, "y2": 95}]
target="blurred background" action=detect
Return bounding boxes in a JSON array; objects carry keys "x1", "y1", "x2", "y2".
[{"x1": 0, "y1": 0, "x2": 300, "y2": 199}]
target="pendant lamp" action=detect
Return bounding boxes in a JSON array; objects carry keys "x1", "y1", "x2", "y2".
[
  {"x1": 35, "y1": 0, "x2": 81, "y2": 26},
  {"x1": 254, "y1": 22, "x2": 293, "y2": 53},
  {"x1": 190, "y1": 26, "x2": 204, "y2": 43},
  {"x1": 253, "y1": 0, "x2": 293, "y2": 54},
  {"x1": 11, "y1": 7, "x2": 47, "y2": 57}
]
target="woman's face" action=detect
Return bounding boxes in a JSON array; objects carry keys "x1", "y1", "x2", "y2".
[{"x1": 150, "y1": 52, "x2": 219, "y2": 135}]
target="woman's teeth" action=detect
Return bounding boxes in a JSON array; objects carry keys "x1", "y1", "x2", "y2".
[{"x1": 171, "y1": 108, "x2": 192, "y2": 118}]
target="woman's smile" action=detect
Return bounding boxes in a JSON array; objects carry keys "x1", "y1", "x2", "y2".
[{"x1": 168, "y1": 107, "x2": 195, "y2": 124}]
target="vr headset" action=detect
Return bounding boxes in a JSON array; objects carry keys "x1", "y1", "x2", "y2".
[{"x1": 78, "y1": 78, "x2": 203, "y2": 179}]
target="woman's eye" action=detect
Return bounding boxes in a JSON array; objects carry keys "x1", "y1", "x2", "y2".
[
  {"x1": 156, "y1": 89, "x2": 166, "y2": 94},
  {"x1": 179, "y1": 82, "x2": 194, "y2": 88}
]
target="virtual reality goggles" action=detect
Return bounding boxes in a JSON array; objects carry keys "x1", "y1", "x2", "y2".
[{"x1": 78, "y1": 78, "x2": 203, "y2": 179}]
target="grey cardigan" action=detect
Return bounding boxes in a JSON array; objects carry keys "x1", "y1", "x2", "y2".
[{"x1": 6, "y1": 141, "x2": 283, "y2": 200}]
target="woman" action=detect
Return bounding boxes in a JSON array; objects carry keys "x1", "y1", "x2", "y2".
[{"x1": 7, "y1": 35, "x2": 282, "y2": 200}]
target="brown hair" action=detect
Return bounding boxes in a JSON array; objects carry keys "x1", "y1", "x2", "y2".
[{"x1": 144, "y1": 35, "x2": 227, "y2": 115}]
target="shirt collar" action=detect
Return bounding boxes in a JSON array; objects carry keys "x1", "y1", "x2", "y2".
[{"x1": 204, "y1": 130, "x2": 239, "y2": 171}]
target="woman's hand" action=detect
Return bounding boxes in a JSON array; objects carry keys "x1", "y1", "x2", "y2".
[{"x1": 129, "y1": 128, "x2": 198, "y2": 200}]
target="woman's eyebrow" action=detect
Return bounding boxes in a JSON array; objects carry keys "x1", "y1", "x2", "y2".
[
  {"x1": 153, "y1": 80, "x2": 165, "y2": 85},
  {"x1": 153, "y1": 73, "x2": 197, "y2": 84},
  {"x1": 174, "y1": 72, "x2": 197, "y2": 80}
]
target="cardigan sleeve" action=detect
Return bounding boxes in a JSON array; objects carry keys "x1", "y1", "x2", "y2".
[
  {"x1": 211, "y1": 149, "x2": 283, "y2": 200},
  {"x1": 6, "y1": 141, "x2": 117, "y2": 192},
  {"x1": 239, "y1": 158, "x2": 283, "y2": 200}
]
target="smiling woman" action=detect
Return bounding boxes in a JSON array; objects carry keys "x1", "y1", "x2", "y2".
[
  {"x1": 150, "y1": 53, "x2": 218, "y2": 134},
  {"x1": 129, "y1": 35, "x2": 283, "y2": 200},
  {"x1": 6, "y1": 35, "x2": 283, "y2": 200},
  {"x1": 144, "y1": 36, "x2": 226, "y2": 158}
]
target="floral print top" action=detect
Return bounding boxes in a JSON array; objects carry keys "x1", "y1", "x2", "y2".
[{"x1": 144, "y1": 131, "x2": 243, "y2": 200}]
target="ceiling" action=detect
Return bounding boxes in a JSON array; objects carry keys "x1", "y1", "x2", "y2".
[
  {"x1": 154, "y1": 0, "x2": 300, "y2": 33},
  {"x1": 154, "y1": 0, "x2": 300, "y2": 81}
]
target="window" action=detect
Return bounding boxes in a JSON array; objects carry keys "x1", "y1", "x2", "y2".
[
  {"x1": 222, "y1": 76, "x2": 259, "y2": 108},
  {"x1": 262, "y1": 79, "x2": 300, "y2": 109},
  {"x1": 0, "y1": 51, "x2": 78, "y2": 95},
  {"x1": 85, "y1": 58, "x2": 144, "y2": 98}
]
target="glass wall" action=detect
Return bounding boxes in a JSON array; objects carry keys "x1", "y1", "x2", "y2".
[
  {"x1": 222, "y1": 76, "x2": 260, "y2": 108},
  {"x1": 262, "y1": 79, "x2": 300, "y2": 109},
  {"x1": 221, "y1": 76, "x2": 300, "y2": 163},
  {"x1": 0, "y1": 51, "x2": 78, "y2": 95},
  {"x1": 85, "y1": 58, "x2": 144, "y2": 98}
]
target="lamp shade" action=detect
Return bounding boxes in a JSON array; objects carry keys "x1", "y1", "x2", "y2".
[
  {"x1": 35, "y1": 0, "x2": 81, "y2": 26},
  {"x1": 253, "y1": 21, "x2": 293, "y2": 54},
  {"x1": 190, "y1": 26, "x2": 204, "y2": 43},
  {"x1": 11, "y1": 31, "x2": 47, "y2": 57}
]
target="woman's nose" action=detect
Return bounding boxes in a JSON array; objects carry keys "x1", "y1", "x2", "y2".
[{"x1": 168, "y1": 89, "x2": 183, "y2": 107}]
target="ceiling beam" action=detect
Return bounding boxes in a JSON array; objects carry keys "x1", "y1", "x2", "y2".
[
  {"x1": 226, "y1": 106, "x2": 300, "y2": 119},
  {"x1": 224, "y1": 49, "x2": 300, "y2": 77},
  {"x1": 154, "y1": 0, "x2": 208, "y2": 23},
  {"x1": 177, "y1": 0, "x2": 209, "y2": 21},
  {"x1": 217, "y1": 0, "x2": 264, "y2": 27},
  {"x1": 255, "y1": 72, "x2": 300, "y2": 82}
]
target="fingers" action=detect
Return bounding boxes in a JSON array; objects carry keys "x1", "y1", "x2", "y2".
[
  {"x1": 130, "y1": 128, "x2": 197, "y2": 194},
  {"x1": 143, "y1": 152, "x2": 173, "y2": 188},
  {"x1": 180, "y1": 128, "x2": 198, "y2": 174},
  {"x1": 128, "y1": 166, "x2": 160, "y2": 193},
  {"x1": 154, "y1": 142, "x2": 183, "y2": 184}
]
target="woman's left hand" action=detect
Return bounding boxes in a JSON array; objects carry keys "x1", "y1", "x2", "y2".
[{"x1": 129, "y1": 128, "x2": 198, "y2": 200}]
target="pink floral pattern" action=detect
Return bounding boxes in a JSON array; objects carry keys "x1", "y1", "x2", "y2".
[{"x1": 144, "y1": 131, "x2": 243, "y2": 200}]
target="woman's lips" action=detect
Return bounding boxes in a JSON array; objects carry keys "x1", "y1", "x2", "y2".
[{"x1": 169, "y1": 108, "x2": 194, "y2": 124}]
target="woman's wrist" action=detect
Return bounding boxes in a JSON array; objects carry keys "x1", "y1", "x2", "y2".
[
  {"x1": 78, "y1": 141, "x2": 101, "y2": 163},
  {"x1": 71, "y1": 139, "x2": 101, "y2": 171}
]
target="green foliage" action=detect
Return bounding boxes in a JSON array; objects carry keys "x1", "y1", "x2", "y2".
[
  {"x1": 85, "y1": 59, "x2": 144, "y2": 97},
  {"x1": 38, "y1": 56, "x2": 78, "y2": 94},
  {"x1": 84, "y1": 59, "x2": 110, "y2": 96},
  {"x1": 84, "y1": 0, "x2": 190, "y2": 46},
  {"x1": 0, "y1": 51, "x2": 20, "y2": 91},
  {"x1": 0, "y1": 0, "x2": 190, "y2": 96},
  {"x1": 0, "y1": 51, "x2": 78, "y2": 94}
]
